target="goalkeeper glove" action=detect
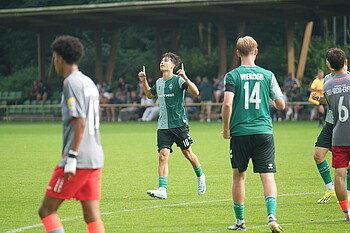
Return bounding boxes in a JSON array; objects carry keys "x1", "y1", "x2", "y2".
[{"x1": 64, "y1": 149, "x2": 78, "y2": 176}]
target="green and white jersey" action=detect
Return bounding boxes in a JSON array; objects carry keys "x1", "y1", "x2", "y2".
[
  {"x1": 224, "y1": 65, "x2": 283, "y2": 136},
  {"x1": 151, "y1": 75, "x2": 188, "y2": 129}
]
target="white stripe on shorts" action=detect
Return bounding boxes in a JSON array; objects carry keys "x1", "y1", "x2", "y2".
[{"x1": 53, "y1": 178, "x2": 64, "y2": 193}]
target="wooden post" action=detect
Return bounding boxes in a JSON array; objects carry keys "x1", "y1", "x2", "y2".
[
  {"x1": 155, "y1": 27, "x2": 162, "y2": 78},
  {"x1": 105, "y1": 29, "x2": 122, "y2": 85},
  {"x1": 296, "y1": 21, "x2": 314, "y2": 83},
  {"x1": 37, "y1": 33, "x2": 46, "y2": 81},
  {"x1": 47, "y1": 55, "x2": 57, "y2": 87},
  {"x1": 208, "y1": 23, "x2": 212, "y2": 55},
  {"x1": 170, "y1": 26, "x2": 181, "y2": 53},
  {"x1": 198, "y1": 23, "x2": 212, "y2": 55},
  {"x1": 333, "y1": 17, "x2": 337, "y2": 46},
  {"x1": 231, "y1": 22, "x2": 246, "y2": 69},
  {"x1": 218, "y1": 24, "x2": 227, "y2": 74},
  {"x1": 95, "y1": 30, "x2": 103, "y2": 84},
  {"x1": 286, "y1": 21, "x2": 295, "y2": 77}
]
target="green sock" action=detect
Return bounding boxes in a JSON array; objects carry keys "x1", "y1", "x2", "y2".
[
  {"x1": 266, "y1": 196, "x2": 277, "y2": 216},
  {"x1": 158, "y1": 177, "x2": 167, "y2": 189},
  {"x1": 347, "y1": 169, "x2": 350, "y2": 193},
  {"x1": 317, "y1": 160, "x2": 333, "y2": 185},
  {"x1": 233, "y1": 202, "x2": 244, "y2": 220},
  {"x1": 194, "y1": 165, "x2": 203, "y2": 177}
]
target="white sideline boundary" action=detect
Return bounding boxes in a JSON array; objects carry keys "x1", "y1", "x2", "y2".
[{"x1": 4, "y1": 191, "x2": 328, "y2": 233}]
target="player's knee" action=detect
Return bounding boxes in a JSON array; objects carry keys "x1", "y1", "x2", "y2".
[
  {"x1": 158, "y1": 152, "x2": 169, "y2": 162},
  {"x1": 83, "y1": 213, "x2": 100, "y2": 224},
  {"x1": 313, "y1": 152, "x2": 324, "y2": 163},
  {"x1": 38, "y1": 206, "x2": 52, "y2": 219}
]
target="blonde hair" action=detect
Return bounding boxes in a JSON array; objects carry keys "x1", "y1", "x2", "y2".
[{"x1": 236, "y1": 36, "x2": 258, "y2": 56}]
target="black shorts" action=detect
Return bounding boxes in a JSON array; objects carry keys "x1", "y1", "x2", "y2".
[
  {"x1": 157, "y1": 125, "x2": 194, "y2": 153},
  {"x1": 315, "y1": 122, "x2": 333, "y2": 151},
  {"x1": 230, "y1": 134, "x2": 276, "y2": 173}
]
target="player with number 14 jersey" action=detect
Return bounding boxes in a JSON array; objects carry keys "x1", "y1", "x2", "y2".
[{"x1": 224, "y1": 65, "x2": 283, "y2": 136}]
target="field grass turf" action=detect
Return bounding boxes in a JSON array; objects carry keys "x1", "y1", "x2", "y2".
[{"x1": 1, "y1": 121, "x2": 348, "y2": 232}]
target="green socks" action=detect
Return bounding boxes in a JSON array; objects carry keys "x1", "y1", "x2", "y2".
[
  {"x1": 317, "y1": 160, "x2": 333, "y2": 185},
  {"x1": 233, "y1": 197, "x2": 276, "y2": 220},
  {"x1": 159, "y1": 177, "x2": 168, "y2": 189},
  {"x1": 266, "y1": 196, "x2": 277, "y2": 216},
  {"x1": 159, "y1": 166, "x2": 203, "y2": 189},
  {"x1": 233, "y1": 202, "x2": 244, "y2": 220},
  {"x1": 194, "y1": 165, "x2": 203, "y2": 177}
]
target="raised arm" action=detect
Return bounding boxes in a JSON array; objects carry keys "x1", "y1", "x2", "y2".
[
  {"x1": 138, "y1": 66, "x2": 155, "y2": 99},
  {"x1": 177, "y1": 63, "x2": 199, "y2": 96}
]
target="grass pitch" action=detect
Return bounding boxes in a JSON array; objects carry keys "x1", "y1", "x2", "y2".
[{"x1": 0, "y1": 121, "x2": 348, "y2": 232}]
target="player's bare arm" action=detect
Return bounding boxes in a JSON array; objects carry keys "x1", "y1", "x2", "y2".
[
  {"x1": 274, "y1": 98, "x2": 285, "y2": 110},
  {"x1": 138, "y1": 66, "x2": 155, "y2": 99},
  {"x1": 221, "y1": 91, "x2": 234, "y2": 139},
  {"x1": 311, "y1": 92, "x2": 327, "y2": 104},
  {"x1": 65, "y1": 117, "x2": 85, "y2": 180},
  {"x1": 177, "y1": 63, "x2": 199, "y2": 96}
]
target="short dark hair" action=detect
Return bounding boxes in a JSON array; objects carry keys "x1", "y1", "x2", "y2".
[
  {"x1": 51, "y1": 35, "x2": 84, "y2": 65},
  {"x1": 161, "y1": 52, "x2": 181, "y2": 69},
  {"x1": 325, "y1": 48, "x2": 347, "y2": 71}
]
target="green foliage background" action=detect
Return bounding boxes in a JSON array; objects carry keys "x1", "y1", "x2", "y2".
[{"x1": 0, "y1": 1, "x2": 349, "y2": 98}]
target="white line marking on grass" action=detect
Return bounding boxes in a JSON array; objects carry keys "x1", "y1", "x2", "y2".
[
  {"x1": 4, "y1": 191, "x2": 324, "y2": 233},
  {"x1": 195, "y1": 218, "x2": 342, "y2": 232}
]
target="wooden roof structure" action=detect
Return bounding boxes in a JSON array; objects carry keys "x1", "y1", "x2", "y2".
[
  {"x1": 0, "y1": 0, "x2": 349, "y2": 31},
  {"x1": 0, "y1": 0, "x2": 349, "y2": 82}
]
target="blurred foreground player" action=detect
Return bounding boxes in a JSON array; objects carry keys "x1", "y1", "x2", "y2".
[{"x1": 38, "y1": 35, "x2": 105, "y2": 232}]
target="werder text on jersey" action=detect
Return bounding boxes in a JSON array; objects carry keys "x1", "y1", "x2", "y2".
[{"x1": 240, "y1": 73, "x2": 264, "y2": 80}]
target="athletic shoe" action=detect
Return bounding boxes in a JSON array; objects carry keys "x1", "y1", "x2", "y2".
[
  {"x1": 317, "y1": 190, "x2": 335, "y2": 203},
  {"x1": 197, "y1": 174, "x2": 206, "y2": 195},
  {"x1": 268, "y1": 214, "x2": 283, "y2": 233},
  {"x1": 345, "y1": 211, "x2": 350, "y2": 221},
  {"x1": 146, "y1": 187, "x2": 167, "y2": 199},
  {"x1": 227, "y1": 222, "x2": 246, "y2": 231}
]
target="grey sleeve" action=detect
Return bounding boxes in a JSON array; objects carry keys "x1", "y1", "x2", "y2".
[
  {"x1": 63, "y1": 80, "x2": 86, "y2": 118},
  {"x1": 270, "y1": 74, "x2": 283, "y2": 101}
]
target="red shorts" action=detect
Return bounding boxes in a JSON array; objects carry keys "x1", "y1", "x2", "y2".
[
  {"x1": 46, "y1": 166, "x2": 102, "y2": 201},
  {"x1": 332, "y1": 146, "x2": 350, "y2": 168}
]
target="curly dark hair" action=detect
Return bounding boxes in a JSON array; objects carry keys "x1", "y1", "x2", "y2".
[
  {"x1": 51, "y1": 35, "x2": 84, "y2": 65},
  {"x1": 161, "y1": 52, "x2": 181, "y2": 69}
]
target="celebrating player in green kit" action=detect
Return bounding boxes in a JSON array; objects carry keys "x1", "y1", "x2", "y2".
[
  {"x1": 138, "y1": 52, "x2": 206, "y2": 199},
  {"x1": 222, "y1": 36, "x2": 285, "y2": 232}
]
